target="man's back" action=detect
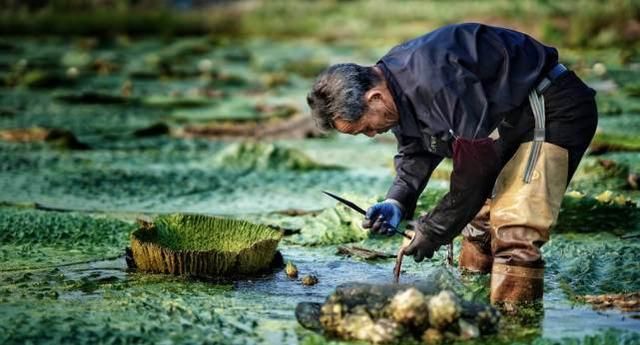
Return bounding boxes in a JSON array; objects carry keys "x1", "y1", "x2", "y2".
[{"x1": 379, "y1": 23, "x2": 558, "y2": 136}]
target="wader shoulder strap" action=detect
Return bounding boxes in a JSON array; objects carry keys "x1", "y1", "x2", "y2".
[{"x1": 524, "y1": 90, "x2": 546, "y2": 183}]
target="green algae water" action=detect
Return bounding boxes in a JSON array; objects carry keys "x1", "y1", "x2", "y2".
[{"x1": 1, "y1": 35, "x2": 640, "y2": 345}]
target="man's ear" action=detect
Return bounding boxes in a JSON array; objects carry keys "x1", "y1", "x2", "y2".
[{"x1": 365, "y1": 89, "x2": 383, "y2": 104}]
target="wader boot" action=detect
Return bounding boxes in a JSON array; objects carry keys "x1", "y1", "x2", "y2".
[
  {"x1": 485, "y1": 66, "x2": 597, "y2": 312},
  {"x1": 490, "y1": 88, "x2": 569, "y2": 308},
  {"x1": 489, "y1": 141, "x2": 568, "y2": 307},
  {"x1": 459, "y1": 200, "x2": 492, "y2": 274}
]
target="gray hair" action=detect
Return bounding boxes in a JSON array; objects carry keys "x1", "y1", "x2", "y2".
[{"x1": 306, "y1": 63, "x2": 381, "y2": 131}]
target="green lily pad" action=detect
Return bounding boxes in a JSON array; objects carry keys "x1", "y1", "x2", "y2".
[
  {"x1": 142, "y1": 94, "x2": 215, "y2": 109},
  {"x1": 286, "y1": 194, "x2": 377, "y2": 246},
  {"x1": 555, "y1": 191, "x2": 639, "y2": 235},
  {"x1": 591, "y1": 132, "x2": 640, "y2": 153},
  {"x1": 130, "y1": 214, "x2": 283, "y2": 276},
  {"x1": 54, "y1": 91, "x2": 135, "y2": 104},
  {"x1": 213, "y1": 141, "x2": 340, "y2": 171}
]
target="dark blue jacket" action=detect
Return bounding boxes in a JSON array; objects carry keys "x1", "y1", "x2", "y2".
[{"x1": 377, "y1": 23, "x2": 558, "y2": 245}]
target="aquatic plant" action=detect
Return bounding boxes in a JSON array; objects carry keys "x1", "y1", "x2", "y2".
[
  {"x1": 544, "y1": 233, "x2": 640, "y2": 296},
  {"x1": 555, "y1": 191, "x2": 639, "y2": 235},
  {"x1": 623, "y1": 83, "x2": 640, "y2": 98},
  {"x1": 0, "y1": 207, "x2": 131, "y2": 247},
  {"x1": 287, "y1": 194, "x2": 375, "y2": 246},
  {"x1": 0, "y1": 18, "x2": 637, "y2": 345},
  {"x1": 6, "y1": 69, "x2": 75, "y2": 88},
  {"x1": 130, "y1": 214, "x2": 283, "y2": 277},
  {"x1": 213, "y1": 141, "x2": 339, "y2": 171},
  {"x1": 608, "y1": 68, "x2": 640, "y2": 88},
  {"x1": 142, "y1": 94, "x2": 216, "y2": 109},
  {"x1": 54, "y1": 91, "x2": 134, "y2": 104},
  {"x1": 165, "y1": 93, "x2": 296, "y2": 124},
  {"x1": 569, "y1": 158, "x2": 631, "y2": 191},
  {"x1": 596, "y1": 95, "x2": 623, "y2": 116},
  {"x1": 0, "y1": 206, "x2": 133, "y2": 270},
  {"x1": 590, "y1": 132, "x2": 640, "y2": 154}
]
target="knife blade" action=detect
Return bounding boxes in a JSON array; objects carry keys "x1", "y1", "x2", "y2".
[{"x1": 322, "y1": 191, "x2": 411, "y2": 240}]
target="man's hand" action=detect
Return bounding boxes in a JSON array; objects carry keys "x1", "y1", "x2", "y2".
[
  {"x1": 362, "y1": 200, "x2": 403, "y2": 236},
  {"x1": 403, "y1": 229, "x2": 440, "y2": 262}
]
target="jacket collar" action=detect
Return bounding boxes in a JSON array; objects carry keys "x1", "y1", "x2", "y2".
[{"x1": 377, "y1": 62, "x2": 422, "y2": 138}]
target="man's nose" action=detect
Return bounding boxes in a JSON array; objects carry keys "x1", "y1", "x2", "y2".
[{"x1": 364, "y1": 130, "x2": 376, "y2": 137}]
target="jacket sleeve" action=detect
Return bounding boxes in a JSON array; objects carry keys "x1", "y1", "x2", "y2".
[
  {"x1": 416, "y1": 77, "x2": 503, "y2": 246},
  {"x1": 386, "y1": 132, "x2": 444, "y2": 219}
]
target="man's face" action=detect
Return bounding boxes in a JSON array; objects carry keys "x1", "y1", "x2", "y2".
[
  {"x1": 332, "y1": 88, "x2": 399, "y2": 137},
  {"x1": 332, "y1": 110, "x2": 396, "y2": 137}
]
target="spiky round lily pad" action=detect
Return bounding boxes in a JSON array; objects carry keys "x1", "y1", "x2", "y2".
[{"x1": 131, "y1": 214, "x2": 282, "y2": 277}]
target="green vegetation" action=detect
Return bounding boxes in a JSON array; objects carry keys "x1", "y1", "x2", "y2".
[
  {"x1": 0, "y1": 206, "x2": 133, "y2": 270},
  {"x1": 152, "y1": 214, "x2": 281, "y2": 252},
  {"x1": 131, "y1": 214, "x2": 282, "y2": 276},
  {"x1": 545, "y1": 233, "x2": 640, "y2": 296},
  {"x1": 569, "y1": 158, "x2": 632, "y2": 192},
  {"x1": 3, "y1": 1, "x2": 639, "y2": 52},
  {"x1": 0, "y1": 0, "x2": 639, "y2": 343},
  {"x1": 555, "y1": 191, "x2": 639, "y2": 235},
  {"x1": 591, "y1": 132, "x2": 640, "y2": 153},
  {"x1": 214, "y1": 141, "x2": 340, "y2": 171},
  {"x1": 286, "y1": 195, "x2": 377, "y2": 246}
]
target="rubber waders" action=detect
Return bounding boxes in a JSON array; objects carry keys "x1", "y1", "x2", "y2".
[
  {"x1": 489, "y1": 141, "x2": 568, "y2": 306},
  {"x1": 459, "y1": 200, "x2": 493, "y2": 274}
]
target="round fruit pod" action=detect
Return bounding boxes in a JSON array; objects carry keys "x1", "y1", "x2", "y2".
[{"x1": 130, "y1": 214, "x2": 282, "y2": 277}]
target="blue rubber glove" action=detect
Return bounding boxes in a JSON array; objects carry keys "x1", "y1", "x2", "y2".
[{"x1": 362, "y1": 200, "x2": 404, "y2": 236}]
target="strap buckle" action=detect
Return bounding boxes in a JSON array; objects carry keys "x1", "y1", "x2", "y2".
[{"x1": 535, "y1": 63, "x2": 568, "y2": 94}]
